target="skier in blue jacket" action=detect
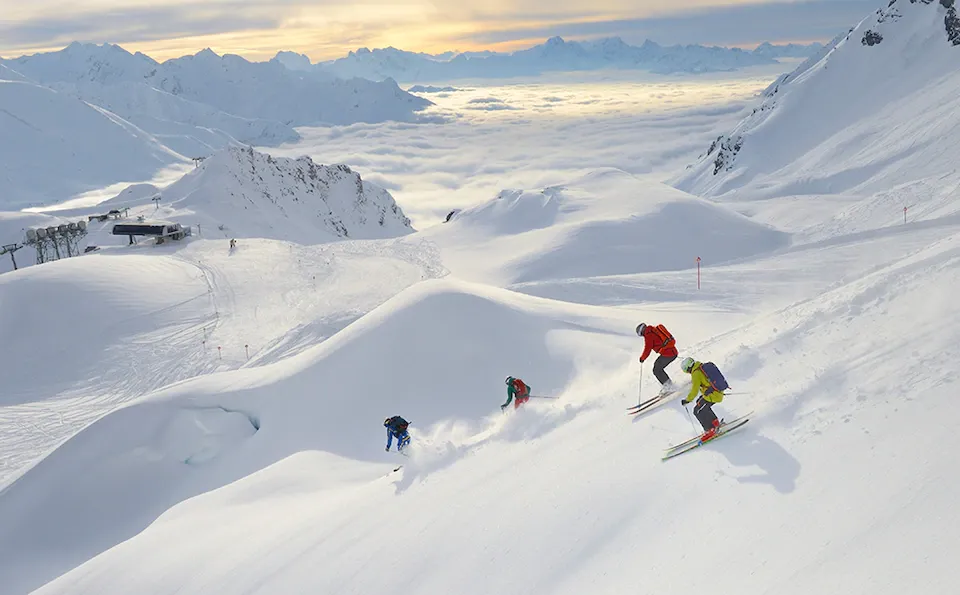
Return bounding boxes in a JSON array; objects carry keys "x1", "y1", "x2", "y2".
[{"x1": 384, "y1": 416, "x2": 410, "y2": 452}]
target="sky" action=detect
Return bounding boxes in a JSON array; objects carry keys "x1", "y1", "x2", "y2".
[{"x1": 0, "y1": 0, "x2": 876, "y2": 62}]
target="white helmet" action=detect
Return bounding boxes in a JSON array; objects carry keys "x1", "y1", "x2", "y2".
[{"x1": 681, "y1": 357, "x2": 695, "y2": 373}]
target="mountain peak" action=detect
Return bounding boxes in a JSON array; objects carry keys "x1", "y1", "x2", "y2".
[{"x1": 172, "y1": 146, "x2": 413, "y2": 241}]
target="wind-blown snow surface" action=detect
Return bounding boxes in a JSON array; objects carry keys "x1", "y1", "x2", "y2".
[
  {"x1": 0, "y1": 79, "x2": 185, "y2": 207},
  {"x1": 425, "y1": 169, "x2": 787, "y2": 285},
  {"x1": 674, "y1": 0, "x2": 960, "y2": 201}
]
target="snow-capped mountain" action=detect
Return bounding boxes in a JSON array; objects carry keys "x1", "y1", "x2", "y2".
[
  {"x1": 271, "y1": 51, "x2": 314, "y2": 72},
  {"x1": 44, "y1": 80, "x2": 301, "y2": 157},
  {"x1": 0, "y1": 78, "x2": 185, "y2": 208},
  {"x1": 309, "y1": 37, "x2": 824, "y2": 82},
  {"x1": 3, "y1": 43, "x2": 432, "y2": 148},
  {"x1": 152, "y1": 146, "x2": 413, "y2": 242},
  {"x1": 148, "y1": 48, "x2": 431, "y2": 126},
  {"x1": 674, "y1": 0, "x2": 960, "y2": 200}
]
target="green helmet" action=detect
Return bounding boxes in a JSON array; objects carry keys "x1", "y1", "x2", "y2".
[{"x1": 681, "y1": 357, "x2": 695, "y2": 373}]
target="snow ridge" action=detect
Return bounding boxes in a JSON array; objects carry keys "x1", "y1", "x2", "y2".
[
  {"x1": 673, "y1": 0, "x2": 960, "y2": 198},
  {"x1": 159, "y1": 146, "x2": 413, "y2": 242}
]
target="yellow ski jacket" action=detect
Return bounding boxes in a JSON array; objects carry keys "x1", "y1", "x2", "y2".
[{"x1": 685, "y1": 362, "x2": 724, "y2": 404}]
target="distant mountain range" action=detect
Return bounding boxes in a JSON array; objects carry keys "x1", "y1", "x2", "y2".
[
  {"x1": 0, "y1": 43, "x2": 432, "y2": 206},
  {"x1": 274, "y1": 37, "x2": 825, "y2": 82}
]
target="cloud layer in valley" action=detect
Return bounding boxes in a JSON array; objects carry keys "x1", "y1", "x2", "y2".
[{"x1": 267, "y1": 65, "x2": 790, "y2": 228}]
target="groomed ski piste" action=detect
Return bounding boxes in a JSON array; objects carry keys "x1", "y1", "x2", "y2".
[{"x1": 3, "y1": 2, "x2": 960, "y2": 593}]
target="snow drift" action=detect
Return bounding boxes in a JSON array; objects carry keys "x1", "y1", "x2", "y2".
[
  {"x1": 0, "y1": 278, "x2": 629, "y2": 594},
  {"x1": 674, "y1": 0, "x2": 960, "y2": 200},
  {"x1": 427, "y1": 169, "x2": 788, "y2": 285}
]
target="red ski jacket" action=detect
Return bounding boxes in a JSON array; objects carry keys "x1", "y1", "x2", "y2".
[{"x1": 640, "y1": 327, "x2": 678, "y2": 361}]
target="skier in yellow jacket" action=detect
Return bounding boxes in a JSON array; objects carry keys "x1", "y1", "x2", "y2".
[{"x1": 679, "y1": 357, "x2": 728, "y2": 441}]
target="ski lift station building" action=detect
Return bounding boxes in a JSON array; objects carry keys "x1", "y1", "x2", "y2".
[{"x1": 112, "y1": 221, "x2": 190, "y2": 245}]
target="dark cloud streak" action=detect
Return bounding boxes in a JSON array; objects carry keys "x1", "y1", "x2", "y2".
[{"x1": 0, "y1": 3, "x2": 295, "y2": 54}]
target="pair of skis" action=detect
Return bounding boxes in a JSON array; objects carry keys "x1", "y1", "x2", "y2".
[
  {"x1": 628, "y1": 391, "x2": 753, "y2": 460},
  {"x1": 661, "y1": 411, "x2": 753, "y2": 461},
  {"x1": 626, "y1": 389, "x2": 681, "y2": 417}
]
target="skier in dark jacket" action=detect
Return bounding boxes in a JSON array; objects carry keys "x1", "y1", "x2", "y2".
[
  {"x1": 384, "y1": 416, "x2": 410, "y2": 452},
  {"x1": 636, "y1": 322, "x2": 679, "y2": 395}
]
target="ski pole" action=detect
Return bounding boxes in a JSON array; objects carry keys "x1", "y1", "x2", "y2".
[
  {"x1": 684, "y1": 403, "x2": 699, "y2": 434},
  {"x1": 529, "y1": 395, "x2": 558, "y2": 399},
  {"x1": 638, "y1": 361, "x2": 644, "y2": 406}
]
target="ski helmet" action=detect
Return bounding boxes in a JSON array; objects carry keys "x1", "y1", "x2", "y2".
[
  {"x1": 384, "y1": 417, "x2": 391, "y2": 426},
  {"x1": 505, "y1": 376, "x2": 514, "y2": 386},
  {"x1": 635, "y1": 323, "x2": 647, "y2": 336},
  {"x1": 681, "y1": 357, "x2": 695, "y2": 373}
]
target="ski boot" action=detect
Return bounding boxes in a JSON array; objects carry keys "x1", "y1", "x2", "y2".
[
  {"x1": 657, "y1": 382, "x2": 677, "y2": 397},
  {"x1": 700, "y1": 419, "x2": 721, "y2": 442}
]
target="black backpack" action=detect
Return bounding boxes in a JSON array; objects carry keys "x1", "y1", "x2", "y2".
[{"x1": 388, "y1": 416, "x2": 409, "y2": 432}]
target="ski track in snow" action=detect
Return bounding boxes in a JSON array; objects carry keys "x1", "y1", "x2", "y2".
[{"x1": 0, "y1": 237, "x2": 445, "y2": 489}]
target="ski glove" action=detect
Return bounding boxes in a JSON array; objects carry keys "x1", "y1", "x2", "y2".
[
  {"x1": 681, "y1": 399, "x2": 691, "y2": 406},
  {"x1": 501, "y1": 404, "x2": 507, "y2": 411},
  {"x1": 385, "y1": 446, "x2": 390, "y2": 452}
]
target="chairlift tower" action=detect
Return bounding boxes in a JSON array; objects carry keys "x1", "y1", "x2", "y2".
[
  {"x1": 23, "y1": 220, "x2": 88, "y2": 265},
  {"x1": 0, "y1": 243, "x2": 22, "y2": 270}
]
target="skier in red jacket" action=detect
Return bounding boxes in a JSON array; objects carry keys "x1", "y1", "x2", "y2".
[{"x1": 636, "y1": 323, "x2": 679, "y2": 395}]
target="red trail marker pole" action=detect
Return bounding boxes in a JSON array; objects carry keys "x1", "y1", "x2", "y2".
[{"x1": 696, "y1": 256, "x2": 701, "y2": 290}]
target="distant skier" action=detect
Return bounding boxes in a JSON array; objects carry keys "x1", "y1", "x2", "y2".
[
  {"x1": 384, "y1": 416, "x2": 410, "y2": 452},
  {"x1": 636, "y1": 323, "x2": 678, "y2": 395},
  {"x1": 229, "y1": 238, "x2": 237, "y2": 250},
  {"x1": 502, "y1": 376, "x2": 531, "y2": 410},
  {"x1": 679, "y1": 357, "x2": 730, "y2": 441}
]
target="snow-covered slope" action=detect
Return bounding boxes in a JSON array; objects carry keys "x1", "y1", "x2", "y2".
[
  {"x1": 49, "y1": 81, "x2": 301, "y2": 157},
  {"x1": 0, "y1": 63, "x2": 30, "y2": 82},
  {"x1": 6, "y1": 202, "x2": 960, "y2": 595},
  {"x1": 146, "y1": 146, "x2": 414, "y2": 243},
  {"x1": 674, "y1": 0, "x2": 960, "y2": 200},
  {"x1": 0, "y1": 79, "x2": 185, "y2": 208},
  {"x1": 425, "y1": 169, "x2": 788, "y2": 285},
  {"x1": 315, "y1": 37, "x2": 823, "y2": 81}
]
